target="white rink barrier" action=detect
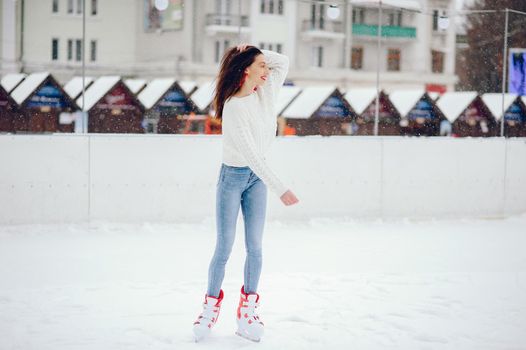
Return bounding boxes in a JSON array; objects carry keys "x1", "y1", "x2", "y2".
[{"x1": 0, "y1": 134, "x2": 525, "y2": 224}]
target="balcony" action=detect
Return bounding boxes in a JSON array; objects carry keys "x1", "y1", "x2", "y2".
[
  {"x1": 301, "y1": 19, "x2": 345, "y2": 41},
  {"x1": 352, "y1": 23, "x2": 416, "y2": 40},
  {"x1": 205, "y1": 14, "x2": 250, "y2": 35}
]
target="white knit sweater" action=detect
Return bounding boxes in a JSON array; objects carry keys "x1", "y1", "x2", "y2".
[{"x1": 221, "y1": 49, "x2": 289, "y2": 197}]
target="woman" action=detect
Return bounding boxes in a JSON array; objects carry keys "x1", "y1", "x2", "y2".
[{"x1": 193, "y1": 44, "x2": 299, "y2": 342}]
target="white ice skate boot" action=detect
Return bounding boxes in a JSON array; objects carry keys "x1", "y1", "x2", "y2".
[
  {"x1": 192, "y1": 289, "x2": 224, "y2": 342},
  {"x1": 235, "y1": 286, "x2": 264, "y2": 342}
]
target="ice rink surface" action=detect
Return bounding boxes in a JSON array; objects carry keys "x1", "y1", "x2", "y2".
[{"x1": 1, "y1": 215, "x2": 525, "y2": 350}]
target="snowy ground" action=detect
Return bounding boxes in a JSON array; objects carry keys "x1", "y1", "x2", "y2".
[{"x1": 1, "y1": 215, "x2": 525, "y2": 350}]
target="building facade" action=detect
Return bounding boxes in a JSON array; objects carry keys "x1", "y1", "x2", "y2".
[
  {"x1": 0, "y1": 0, "x2": 23, "y2": 75},
  {"x1": 1, "y1": 0, "x2": 458, "y2": 91}
]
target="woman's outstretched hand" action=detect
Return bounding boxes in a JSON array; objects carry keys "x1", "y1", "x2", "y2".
[{"x1": 280, "y1": 190, "x2": 299, "y2": 206}]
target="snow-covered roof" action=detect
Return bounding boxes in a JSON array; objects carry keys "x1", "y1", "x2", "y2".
[
  {"x1": 276, "y1": 86, "x2": 301, "y2": 115},
  {"x1": 481, "y1": 93, "x2": 518, "y2": 120},
  {"x1": 389, "y1": 90, "x2": 426, "y2": 118},
  {"x1": 10, "y1": 72, "x2": 50, "y2": 105},
  {"x1": 76, "y1": 76, "x2": 120, "y2": 111},
  {"x1": 344, "y1": 88, "x2": 378, "y2": 115},
  {"x1": 1, "y1": 73, "x2": 27, "y2": 93},
  {"x1": 63, "y1": 76, "x2": 94, "y2": 99},
  {"x1": 281, "y1": 86, "x2": 337, "y2": 119},
  {"x1": 178, "y1": 80, "x2": 198, "y2": 95},
  {"x1": 124, "y1": 79, "x2": 147, "y2": 94},
  {"x1": 428, "y1": 92, "x2": 440, "y2": 101},
  {"x1": 190, "y1": 81, "x2": 216, "y2": 112},
  {"x1": 436, "y1": 91, "x2": 478, "y2": 122},
  {"x1": 138, "y1": 78, "x2": 176, "y2": 110},
  {"x1": 350, "y1": 0, "x2": 420, "y2": 11}
]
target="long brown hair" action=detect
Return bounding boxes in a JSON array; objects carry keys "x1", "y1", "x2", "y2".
[{"x1": 212, "y1": 45, "x2": 263, "y2": 120}]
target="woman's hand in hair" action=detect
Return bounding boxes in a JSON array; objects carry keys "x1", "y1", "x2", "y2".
[
  {"x1": 280, "y1": 190, "x2": 299, "y2": 206},
  {"x1": 236, "y1": 44, "x2": 250, "y2": 52}
]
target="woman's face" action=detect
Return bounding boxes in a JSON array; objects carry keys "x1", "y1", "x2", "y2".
[{"x1": 245, "y1": 54, "x2": 270, "y2": 87}]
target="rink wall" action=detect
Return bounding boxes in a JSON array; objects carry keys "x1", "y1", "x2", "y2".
[{"x1": 0, "y1": 134, "x2": 525, "y2": 224}]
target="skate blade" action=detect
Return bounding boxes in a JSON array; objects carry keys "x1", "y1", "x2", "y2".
[
  {"x1": 193, "y1": 330, "x2": 208, "y2": 343},
  {"x1": 193, "y1": 335, "x2": 203, "y2": 343},
  {"x1": 235, "y1": 331, "x2": 261, "y2": 343}
]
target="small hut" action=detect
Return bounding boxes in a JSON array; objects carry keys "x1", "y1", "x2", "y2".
[
  {"x1": 124, "y1": 79, "x2": 148, "y2": 95},
  {"x1": 276, "y1": 85, "x2": 301, "y2": 135},
  {"x1": 190, "y1": 81, "x2": 216, "y2": 115},
  {"x1": 138, "y1": 78, "x2": 198, "y2": 133},
  {"x1": 344, "y1": 88, "x2": 400, "y2": 135},
  {"x1": 0, "y1": 85, "x2": 22, "y2": 133},
  {"x1": 178, "y1": 81, "x2": 198, "y2": 97},
  {"x1": 1, "y1": 73, "x2": 27, "y2": 93},
  {"x1": 64, "y1": 76, "x2": 94, "y2": 100},
  {"x1": 389, "y1": 90, "x2": 445, "y2": 136},
  {"x1": 428, "y1": 92, "x2": 441, "y2": 101},
  {"x1": 10, "y1": 72, "x2": 78, "y2": 133},
  {"x1": 436, "y1": 92, "x2": 497, "y2": 137},
  {"x1": 281, "y1": 86, "x2": 353, "y2": 136},
  {"x1": 186, "y1": 81, "x2": 220, "y2": 134},
  {"x1": 77, "y1": 76, "x2": 145, "y2": 133},
  {"x1": 481, "y1": 93, "x2": 526, "y2": 138}
]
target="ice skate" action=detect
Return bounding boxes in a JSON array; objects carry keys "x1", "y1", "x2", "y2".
[
  {"x1": 235, "y1": 286, "x2": 264, "y2": 342},
  {"x1": 192, "y1": 289, "x2": 224, "y2": 342}
]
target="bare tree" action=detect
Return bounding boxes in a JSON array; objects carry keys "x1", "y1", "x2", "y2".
[{"x1": 456, "y1": 0, "x2": 526, "y2": 92}]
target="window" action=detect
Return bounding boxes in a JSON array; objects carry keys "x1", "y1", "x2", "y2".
[
  {"x1": 389, "y1": 11, "x2": 402, "y2": 26},
  {"x1": 260, "y1": 42, "x2": 283, "y2": 53},
  {"x1": 433, "y1": 10, "x2": 447, "y2": 31},
  {"x1": 351, "y1": 47, "x2": 363, "y2": 70},
  {"x1": 214, "y1": 0, "x2": 231, "y2": 14},
  {"x1": 319, "y1": 4, "x2": 325, "y2": 29},
  {"x1": 387, "y1": 48, "x2": 400, "y2": 71},
  {"x1": 215, "y1": 41, "x2": 220, "y2": 63},
  {"x1": 52, "y1": 0, "x2": 59, "y2": 13},
  {"x1": 90, "y1": 40, "x2": 97, "y2": 62},
  {"x1": 214, "y1": 40, "x2": 230, "y2": 63},
  {"x1": 352, "y1": 8, "x2": 365, "y2": 24},
  {"x1": 91, "y1": 0, "x2": 97, "y2": 15},
  {"x1": 67, "y1": 0, "x2": 84, "y2": 15},
  {"x1": 76, "y1": 39, "x2": 82, "y2": 61},
  {"x1": 309, "y1": 3, "x2": 325, "y2": 29},
  {"x1": 52, "y1": 38, "x2": 59, "y2": 60},
  {"x1": 261, "y1": 0, "x2": 283, "y2": 15},
  {"x1": 67, "y1": 39, "x2": 73, "y2": 60},
  {"x1": 432, "y1": 50, "x2": 444, "y2": 73},
  {"x1": 312, "y1": 46, "x2": 323, "y2": 67}
]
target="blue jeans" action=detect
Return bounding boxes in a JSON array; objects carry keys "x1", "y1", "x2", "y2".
[{"x1": 207, "y1": 163, "x2": 268, "y2": 297}]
